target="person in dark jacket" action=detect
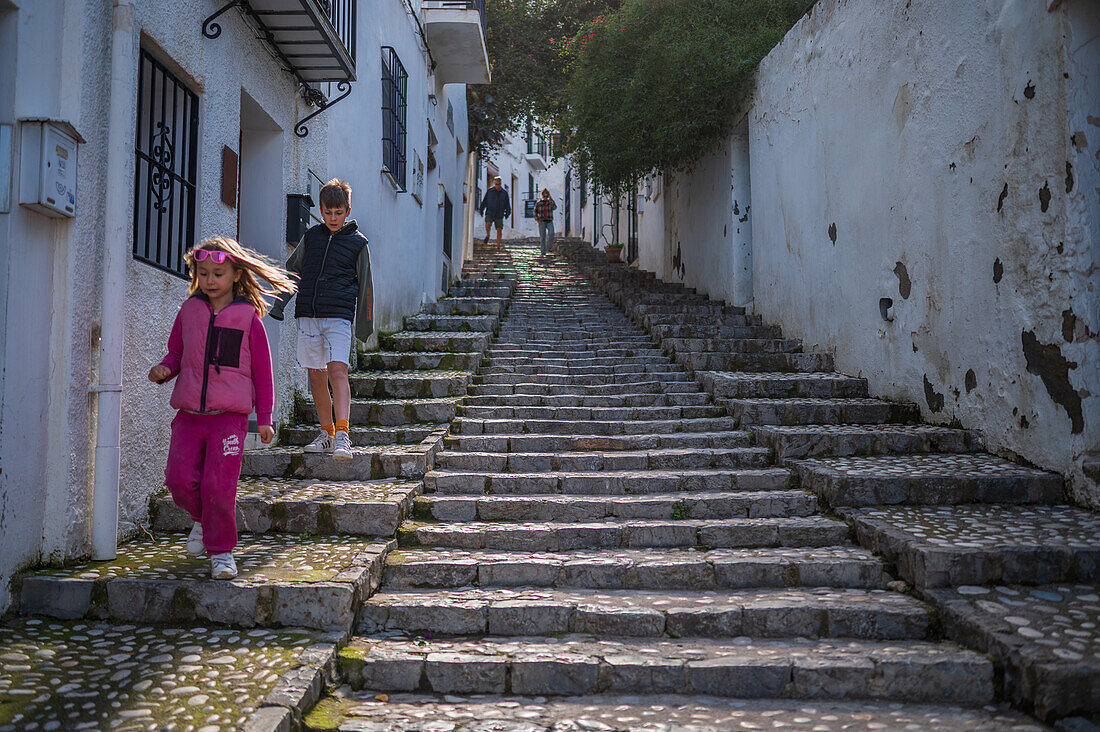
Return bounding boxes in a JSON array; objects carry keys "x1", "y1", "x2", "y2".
[
  {"x1": 269, "y1": 178, "x2": 373, "y2": 460},
  {"x1": 478, "y1": 176, "x2": 511, "y2": 248}
]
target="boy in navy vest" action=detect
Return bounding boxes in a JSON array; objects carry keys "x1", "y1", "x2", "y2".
[{"x1": 271, "y1": 179, "x2": 373, "y2": 459}]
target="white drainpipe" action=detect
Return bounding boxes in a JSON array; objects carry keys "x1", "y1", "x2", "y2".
[{"x1": 90, "y1": 0, "x2": 135, "y2": 560}]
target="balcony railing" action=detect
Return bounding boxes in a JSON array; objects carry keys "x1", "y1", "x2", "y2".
[
  {"x1": 421, "y1": 0, "x2": 490, "y2": 84},
  {"x1": 424, "y1": 0, "x2": 486, "y2": 33}
]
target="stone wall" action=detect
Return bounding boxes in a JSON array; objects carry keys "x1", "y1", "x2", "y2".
[{"x1": 747, "y1": 0, "x2": 1098, "y2": 505}]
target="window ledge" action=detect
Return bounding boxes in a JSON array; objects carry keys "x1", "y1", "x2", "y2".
[{"x1": 381, "y1": 167, "x2": 405, "y2": 193}]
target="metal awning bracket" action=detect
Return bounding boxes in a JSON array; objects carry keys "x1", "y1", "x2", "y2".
[
  {"x1": 203, "y1": 0, "x2": 248, "y2": 39},
  {"x1": 295, "y1": 81, "x2": 352, "y2": 137}
]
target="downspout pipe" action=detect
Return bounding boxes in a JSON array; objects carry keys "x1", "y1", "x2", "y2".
[{"x1": 90, "y1": 0, "x2": 135, "y2": 560}]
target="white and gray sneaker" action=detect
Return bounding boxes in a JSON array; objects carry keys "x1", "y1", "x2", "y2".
[
  {"x1": 185, "y1": 522, "x2": 204, "y2": 556},
  {"x1": 210, "y1": 552, "x2": 237, "y2": 580},
  {"x1": 303, "y1": 430, "x2": 334, "y2": 453},
  {"x1": 333, "y1": 430, "x2": 353, "y2": 460}
]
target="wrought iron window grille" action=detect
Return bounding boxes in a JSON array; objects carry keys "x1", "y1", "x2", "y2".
[
  {"x1": 133, "y1": 49, "x2": 199, "y2": 278},
  {"x1": 381, "y1": 46, "x2": 409, "y2": 191}
]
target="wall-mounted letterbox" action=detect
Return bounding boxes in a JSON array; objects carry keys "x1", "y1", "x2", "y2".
[
  {"x1": 286, "y1": 193, "x2": 314, "y2": 244},
  {"x1": 19, "y1": 119, "x2": 84, "y2": 218}
]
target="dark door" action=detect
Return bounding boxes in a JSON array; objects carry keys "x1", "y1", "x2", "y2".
[
  {"x1": 564, "y1": 170, "x2": 571, "y2": 236},
  {"x1": 443, "y1": 193, "x2": 453, "y2": 259}
]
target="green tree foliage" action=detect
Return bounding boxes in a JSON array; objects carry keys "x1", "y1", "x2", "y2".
[
  {"x1": 470, "y1": 0, "x2": 618, "y2": 155},
  {"x1": 565, "y1": 0, "x2": 812, "y2": 191}
]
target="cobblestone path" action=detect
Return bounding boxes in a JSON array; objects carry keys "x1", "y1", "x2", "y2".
[{"x1": 307, "y1": 243, "x2": 1048, "y2": 730}]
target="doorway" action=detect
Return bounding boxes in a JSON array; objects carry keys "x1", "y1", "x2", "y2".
[{"x1": 238, "y1": 91, "x2": 284, "y2": 432}]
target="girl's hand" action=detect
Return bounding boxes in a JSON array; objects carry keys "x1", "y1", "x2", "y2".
[
  {"x1": 258, "y1": 425, "x2": 275, "y2": 444},
  {"x1": 149, "y1": 364, "x2": 171, "y2": 383}
]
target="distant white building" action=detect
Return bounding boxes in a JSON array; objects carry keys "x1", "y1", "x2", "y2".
[
  {"x1": 0, "y1": 0, "x2": 488, "y2": 612},
  {"x1": 477, "y1": 122, "x2": 580, "y2": 241}
]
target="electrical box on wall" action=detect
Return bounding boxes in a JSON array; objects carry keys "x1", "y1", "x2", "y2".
[{"x1": 18, "y1": 119, "x2": 84, "y2": 218}]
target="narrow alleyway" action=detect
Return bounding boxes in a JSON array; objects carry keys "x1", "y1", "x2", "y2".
[{"x1": 4, "y1": 241, "x2": 1093, "y2": 730}]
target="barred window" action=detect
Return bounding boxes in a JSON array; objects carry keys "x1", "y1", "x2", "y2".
[
  {"x1": 381, "y1": 46, "x2": 408, "y2": 191},
  {"x1": 133, "y1": 49, "x2": 199, "y2": 277}
]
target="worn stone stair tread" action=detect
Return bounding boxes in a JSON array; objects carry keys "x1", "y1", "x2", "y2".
[
  {"x1": 444, "y1": 430, "x2": 755, "y2": 452},
  {"x1": 724, "y1": 397, "x2": 921, "y2": 426},
  {"x1": 424, "y1": 297, "x2": 507, "y2": 315},
  {"x1": 459, "y1": 405, "x2": 728, "y2": 421},
  {"x1": 359, "y1": 586, "x2": 932, "y2": 639},
  {"x1": 415, "y1": 489, "x2": 818, "y2": 522},
  {"x1": 383, "y1": 545, "x2": 888, "y2": 590},
  {"x1": 336, "y1": 635, "x2": 992, "y2": 703},
  {"x1": 18, "y1": 535, "x2": 393, "y2": 630},
  {"x1": 462, "y1": 392, "x2": 713, "y2": 407},
  {"x1": 840, "y1": 504, "x2": 1100, "y2": 588},
  {"x1": 925, "y1": 583, "x2": 1100, "y2": 720},
  {"x1": 359, "y1": 351, "x2": 482, "y2": 371},
  {"x1": 662, "y1": 337, "x2": 804, "y2": 354},
  {"x1": 404, "y1": 314, "x2": 499, "y2": 332},
  {"x1": 424, "y1": 467, "x2": 790, "y2": 495},
  {"x1": 152, "y1": 476, "x2": 418, "y2": 535},
  {"x1": 308, "y1": 691, "x2": 1043, "y2": 731},
  {"x1": 398, "y1": 516, "x2": 850, "y2": 550},
  {"x1": 751, "y1": 423, "x2": 985, "y2": 461},
  {"x1": 675, "y1": 352, "x2": 836, "y2": 373},
  {"x1": 453, "y1": 416, "x2": 742, "y2": 436},
  {"x1": 433, "y1": 447, "x2": 772, "y2": 472},
  {"x1": 791, "y1": 453, "x2": 1065, "y2": 507},
  {"x1": 280, "y1": 422, "x2": 448, "y2": 446},
  {"x1": 296, "y1": 396, "x2": 461, "y2": 426},
  {"x1": 471, "y1": 379, "x2": 699, "y2": 396},
  {"x1": 242, "y1": 440, "x2": 442, "y2": 480}
]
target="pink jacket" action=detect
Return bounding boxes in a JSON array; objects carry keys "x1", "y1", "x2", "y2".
[{"x1": 158, "y1": 295, "x2": 275, "y2": 426}]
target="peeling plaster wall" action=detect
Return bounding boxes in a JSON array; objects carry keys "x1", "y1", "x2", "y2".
[
  {"x1": 749, "y1": 0, "x2": 1100, "y2": 505},
  {"x1": 659, "y1": 118, "x2": 755, "y2": 307}
]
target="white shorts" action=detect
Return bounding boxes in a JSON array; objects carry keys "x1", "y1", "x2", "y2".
[{"x1": 296, "y1": 317, "x2": 352, "y2": 369}]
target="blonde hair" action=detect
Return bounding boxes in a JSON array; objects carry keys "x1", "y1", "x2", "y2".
[
  {"x1": 319, "y1": 178, "x2": 352, "y2": 209},
  {"x1": 184, "y1": 237, "x2": 297, "y2": 317}
]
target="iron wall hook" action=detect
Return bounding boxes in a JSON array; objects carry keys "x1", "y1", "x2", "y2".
[
  {"x1": 295, "y1": 81, "x2": 352, "y2": 138},
  {"x1": 202, "y1": 0, "x2": 248, "y2": 39}
]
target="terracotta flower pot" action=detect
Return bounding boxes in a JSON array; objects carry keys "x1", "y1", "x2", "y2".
[{"x1": 605, "y1": 246, "x2": 623, "y2": 263}]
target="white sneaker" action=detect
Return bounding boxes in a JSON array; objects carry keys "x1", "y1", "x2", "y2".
[
  {"x1": 303, "y1": 430, "x2": 334, "y2": 453},
  {"x1": 186, "y1": 522, "x2": 204, "y2": 556},
  {"x1": 210, "y1": 552, "x2": 237, "y2": 580},
  {"x1": 333, "y1": 431, "x2": 353, "y2": 460}
]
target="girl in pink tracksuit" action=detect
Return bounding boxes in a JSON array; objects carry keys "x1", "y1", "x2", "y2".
[{"x1": 149, "y1": 237, "x2": 296, "y2": 579}]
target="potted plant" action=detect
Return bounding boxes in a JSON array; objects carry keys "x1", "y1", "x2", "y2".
[{"x1": 605, "y1": 243, "x2": 624, "y2": 263}]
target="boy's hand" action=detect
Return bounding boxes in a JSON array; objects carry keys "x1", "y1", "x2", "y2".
[
  {"x1": 259, "y1": 425, "x2": 275, "y2": 444},
  {"x1": 149, "y1": 364, "x2": 171, "y2": 383}
]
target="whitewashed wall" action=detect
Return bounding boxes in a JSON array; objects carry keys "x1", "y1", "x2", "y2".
[{"x1": 747, "y1": 0, "x2": 1099, "y2": 505}]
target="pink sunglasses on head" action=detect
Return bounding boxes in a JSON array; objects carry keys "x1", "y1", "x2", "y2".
[{"x1": 193, "y1": 249, "x2": 234, "y2": 264}]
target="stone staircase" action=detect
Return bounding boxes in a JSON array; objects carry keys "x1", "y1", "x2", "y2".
[
  {"x1": 559, "y1": 239, "x2": 1100, "y2": 725},
  {"x1": 297, "y1": 242, "x2": 1058, "y2": 730}
]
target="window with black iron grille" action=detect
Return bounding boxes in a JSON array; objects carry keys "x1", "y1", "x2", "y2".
[
  {"x1": 133, "y1": 49, "x2": 199, "y2": 277},
  {"x1": 381, "y1": 46, "x2": 408, "y2": 191},
  {"x1": 446, "y1": 100, "x2": 454, "y2": 136}
]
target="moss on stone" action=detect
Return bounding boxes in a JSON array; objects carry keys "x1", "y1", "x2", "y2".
[{"x1": 304, "y1": 696, "x2": 351, "y2": 731}]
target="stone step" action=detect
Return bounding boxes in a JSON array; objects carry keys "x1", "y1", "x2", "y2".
[
  {"x1": 398, "y1": 516, "x2": 849, "y2": 551},
  {"x1": 490, "y1": 343, "x2": 662, "y2": 355},
  {"x1": 415, "y1": 489, "x2": 817, "y2": 522},
  {"x1": 460, "y1": 392, "x2": 713, "y2": 408},
  {"x1": 434, "y1": 447, "x2": 771, "y2": 472},
  {"x1": 926, "y1": 583, "x2": 1100, "y2": 720},
  {"x1": 675, "y1": 351, "x2": 835, "y2": 373},
  {"x1": 457, "y1": 404, "x2": 727, "y2": 421},
  {"x1": 306, "y1": 692, "x2": 1044, "y2": 730},
  {"x1": 383, "y1": 546, "x2": 888, "y2": 590},
  {"x1": 726, "y1": 398, "x2": 921, "y2": 426},
  {"x1": 348, "y1": 369, "x2": 471, "y2": 399},
  {"x1": 403, "y1": 313, "x2": 498, "y2": 332},
  {"x1": 295, "y1": 397, "x2": 460, "y2": 426},
  {"x1": 470, "y1": 379, "x2": 700, "y2": 397},
  {"x1": 632, "y1": 302, "x2": 749, "y2": 317},
  {"x1": 424, "y1": 467, "x2": 789, "y2": 495},
  {"x1": 752, "y1": 424, "x2": 985, "y2": 462},
  {"x1": 485, "y1": 355, "x2": 671, "y2": 369},
  {"x1": 792, "y1": 453, "x2": 1065, "y2": 507},
  {"x1": 651, "y1": 323, "x2": 784, "y2": 340},
  {"x1": 336, "y1": 636, "x2": 992, "y2": 704},
  {"x1": 453, "y1": 415, "x2": 742, "y2": 435},
  {"x1": 699, "y1": 371, "x2": 869, "y2": 399},
  {"x1": 642, "y1": 312, "x2": 765, "y2": 329},
  {"x1": 443, "y1": 430, "x2": 755, "y2": 452},
  {"x1": 358, "y1": 587, "x2": 934, "y2": 640},
  {"x1": 152, "y1": 477, "x2": 418, "y2": 536},
  {"x1": 449, "y1": 286, "x2": 512, "y2": 298},
  {"x1": 840, "y1": 503, "x2": 1100, "y2": 588},
  {"x1": 242, "y1": 441, "x2": 442, "y2": 480},
  {"x1": 476, "y1": 371, "x2": 691, "y2": 387},
  {"x1": 380, "y1": 331, "x2": 491, "y2": 353},
  {"x1": 423, "y1": 297, "x2": 506, "y2": 316},
  {"x1": 360, "y1": 350, "x2": 481, "y2": 371},
  {"x1": 662, "y1": 337, "x2": 804, "y2": 355},
  {"x1": 17, "y1": 535, "x2": 391, "y2": 631},
  {"x1": 281, "y1": 423, "x2": 445, "y2": 447}
]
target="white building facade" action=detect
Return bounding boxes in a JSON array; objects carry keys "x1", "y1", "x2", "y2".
[{"x1": 0, "y1": 0, "x2": 487, "y2": 613}]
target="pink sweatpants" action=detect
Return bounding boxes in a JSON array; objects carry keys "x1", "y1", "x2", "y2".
[{"x1": 164, "y1": 410, "x2": 248, "y2": 555}]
